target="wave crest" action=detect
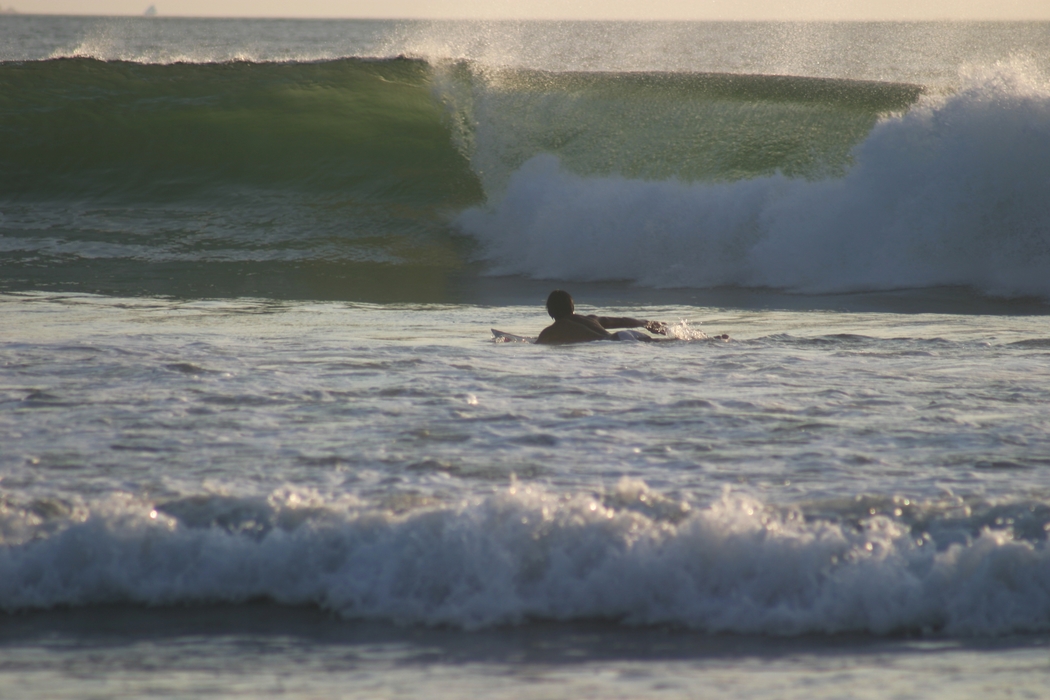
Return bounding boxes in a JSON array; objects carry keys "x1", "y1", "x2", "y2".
[
  {"x1": 2, "y1": 483, "x2": 1049, "y2": 635},
  {"x1": 458, "y1": 63, "x2": 1050, "y2": 300}
]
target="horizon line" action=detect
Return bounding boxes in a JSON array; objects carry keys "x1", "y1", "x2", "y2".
[{"x1": 4, "y1": 12, "x2": 1050, "y2": 22}]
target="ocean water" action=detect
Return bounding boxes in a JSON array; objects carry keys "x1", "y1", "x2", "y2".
[{"x1": 3, "y1": 15, "x2": 1050, "y2": 698}]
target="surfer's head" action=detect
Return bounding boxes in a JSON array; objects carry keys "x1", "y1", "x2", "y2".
[{"x1": 546, "y1": 290, "x2": 574, "y2": 320}]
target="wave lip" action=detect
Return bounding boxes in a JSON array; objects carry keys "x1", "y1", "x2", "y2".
[
  {"x1": 458, "y1": 63, "x2": 1050, "y2": 301},
  {"x1": 1, "y1": 484, "x2": 1049, "y2": 636}
]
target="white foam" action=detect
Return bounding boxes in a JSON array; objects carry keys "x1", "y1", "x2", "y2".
[
  {"x1": 1, "y1": 484, "x2": 1048, "y2": 635},
  {"x1": 458, "y1": 62, "x2": 1050, "y2": 300},
  {"x1": 664, "y1": 320, "x2": 710, "y2": 340}
]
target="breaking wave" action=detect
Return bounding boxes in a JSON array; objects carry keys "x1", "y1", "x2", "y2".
[{"x1": 2, "y1": 482, "x2": 1049, "y2": 635}]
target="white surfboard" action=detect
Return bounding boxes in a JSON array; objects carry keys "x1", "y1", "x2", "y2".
[{"x1": 491, "y1": 329, "x2": 535, "y2": 343}]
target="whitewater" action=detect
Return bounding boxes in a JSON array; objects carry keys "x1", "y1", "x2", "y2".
[{"x1": 2, "y1": 15, "x2": 1050, "y2": 700}]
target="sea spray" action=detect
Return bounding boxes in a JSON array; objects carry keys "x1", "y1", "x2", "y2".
[{"x1": 458, "y1": 63, "x2": 1050, "y2": 300}]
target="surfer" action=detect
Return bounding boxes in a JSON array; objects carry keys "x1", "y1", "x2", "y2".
[{"x1": 536, "y1": 290, "x2": 668, "y2": 344}]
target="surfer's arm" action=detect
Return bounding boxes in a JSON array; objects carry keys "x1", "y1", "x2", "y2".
[{"x1": 590, "y1": 315, "x2": 668, "y2": 335}]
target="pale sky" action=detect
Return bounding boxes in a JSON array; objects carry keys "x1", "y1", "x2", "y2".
[{"x1": 5, "y1": 0, "x2": 1050, "y2": 21}]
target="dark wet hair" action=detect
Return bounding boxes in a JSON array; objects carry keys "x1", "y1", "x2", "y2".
[{"x1": 546, "y1": 290, "x2": 574, "y2": 319}]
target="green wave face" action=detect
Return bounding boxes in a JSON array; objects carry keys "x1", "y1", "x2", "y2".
[
  {"x1": 0, "y1": 58, "x2": 486, "y2": 300},
  {"x1": 0, "y1": 57, "x2": 921, "y2": 301},
  {"x1": 0, "y1": 57, "x2": 480, "y2": 203},
  {"x1": 439, "y1": 64, "x2": 922, "y2": 194}
]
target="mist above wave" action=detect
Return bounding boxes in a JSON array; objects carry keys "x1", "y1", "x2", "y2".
[{"x1": 2, "y1": 17, "x2": 1043, "y2": 90}]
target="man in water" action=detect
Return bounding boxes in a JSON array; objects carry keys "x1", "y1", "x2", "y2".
[{"x1": 536, "y1": 290, "x2": 668, "y2": 344}]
